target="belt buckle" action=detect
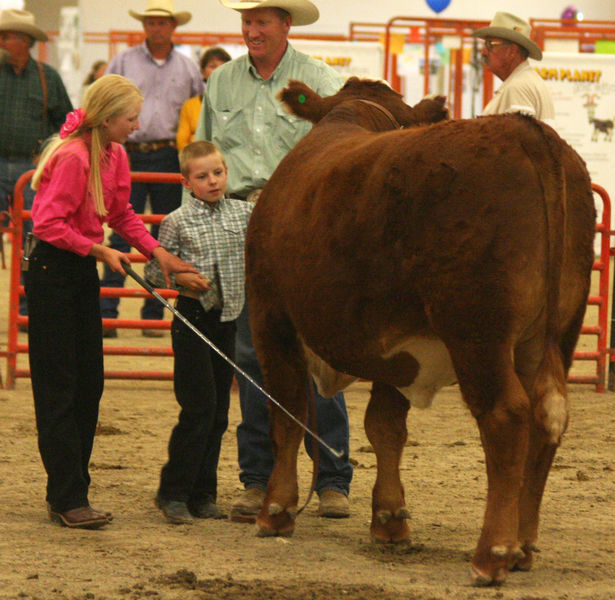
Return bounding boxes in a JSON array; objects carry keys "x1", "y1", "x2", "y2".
[{"x1": 246, "y1": 189, "x2": 262, "y2": 203}]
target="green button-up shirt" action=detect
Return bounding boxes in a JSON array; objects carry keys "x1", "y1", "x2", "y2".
[
  {"x1": 0, "y1": 57, "x2": 73, "y2": 158},
  {"x1": 195, "y1": 43, "x2": 344, "y2": 197}
]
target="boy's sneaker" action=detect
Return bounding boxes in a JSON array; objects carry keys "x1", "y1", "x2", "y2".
[
  {"x1": 189, "y1": 497, "x2": 227, "y2": 519},
  {"x1": 155, "y1": 495, "x2": 194, "y2": 524}
]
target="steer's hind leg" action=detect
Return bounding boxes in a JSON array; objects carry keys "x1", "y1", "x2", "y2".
[
  {"x1": 250, "y1": 308, "x2": 307, "y2": 537},
  {"x1": 514, "y1": 342, "x2": 568, "y2": 571},
  {"x1": 364, "y1": 382, "x2": 411, "y2": 543},
  {"x1": 448, "y1": 342, "x2": 531, "y2": 586}
]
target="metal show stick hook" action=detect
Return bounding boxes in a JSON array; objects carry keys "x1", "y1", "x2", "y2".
[{"x1": 124, "y1": 264, "x2": 344, "y2": 460}]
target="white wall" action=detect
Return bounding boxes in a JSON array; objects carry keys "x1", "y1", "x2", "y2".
[
  {"x1": 66, "y1": 1, "x2": 615, "y2": 102},
  {"x1": 78, "y1": 0, "x2": 615, "y2": 35},
  {"x1": 24, "y1": 0, "x2": 77, "y2": 35}
]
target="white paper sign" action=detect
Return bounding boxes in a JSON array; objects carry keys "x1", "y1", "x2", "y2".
[
  {"x1": 532, "y1": 52, "x2": 615, "y2": 226},
  {"x1": 291, "y1": 40, "x2": 384, "y2": 80}
]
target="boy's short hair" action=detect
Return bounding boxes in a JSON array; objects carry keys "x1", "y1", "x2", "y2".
[{"x1": 179, "y1": 141, "x2": 225, "y2": 177}]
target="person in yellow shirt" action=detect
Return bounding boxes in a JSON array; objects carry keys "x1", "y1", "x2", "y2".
[{"x1": 176, "y1": 47, "x2": 231, "y2": 150}]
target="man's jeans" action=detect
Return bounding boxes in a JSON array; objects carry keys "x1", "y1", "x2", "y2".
[
  {"x1": 235, "y1": 302, "x2": 353, "y2": 495},
  {"x1": 1, "y1": 156, "x2": 36, "y2": 316}
]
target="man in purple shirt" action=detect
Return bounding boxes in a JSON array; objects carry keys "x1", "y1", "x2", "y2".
[{"x1": 100, "y1": 0, "x2": 203, "y2": 337}]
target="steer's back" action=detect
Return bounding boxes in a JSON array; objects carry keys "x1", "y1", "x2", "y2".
[{"x1": 246, "y1": 113, "x2": 594, "y2": 387}]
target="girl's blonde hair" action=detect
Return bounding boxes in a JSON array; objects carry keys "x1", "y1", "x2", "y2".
[{"x1": 32, "y1": 74, "x2": 143, "y2": 217}]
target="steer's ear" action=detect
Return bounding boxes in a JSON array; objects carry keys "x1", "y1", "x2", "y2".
[
  {"x1": 408, "y1": 95, "x2": 449, "y2": 126},
  {"x1": 278, "y1": 80, "x2": 326, "y2": 123}
]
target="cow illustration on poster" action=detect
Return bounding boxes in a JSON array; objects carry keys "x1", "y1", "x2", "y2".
[{"x1": 583, "y1": 93, "x2": 614, "y2": 142}]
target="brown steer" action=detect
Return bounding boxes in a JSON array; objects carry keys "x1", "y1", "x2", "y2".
[{"x1": 245, "y1": 78, "x2": 595, "y2": 585}]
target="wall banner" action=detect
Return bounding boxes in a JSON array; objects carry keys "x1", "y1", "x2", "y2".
[
  {"x1": 291, "y1": 40, "x2": 383, "y2": 80},
  {"x1": 532, "y1": 52, "x2": 615, "y2": 225}
]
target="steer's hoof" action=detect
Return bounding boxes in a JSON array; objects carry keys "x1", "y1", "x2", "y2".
[
  {"x1": 470, "y1": 563, "x2": 507, "y2": 587},
  {"x1": 511, "y1": 543, "x2": 537, "y2": 572},
  {"x1": 370, "y1": 509, "x2": 410, "y2": 544},
  {"x1": 471, "y1": 541, "x2": 533, "y2": 585},
  {"x1": 254, "y1": 509, "x2": 296, "y2": 538}
]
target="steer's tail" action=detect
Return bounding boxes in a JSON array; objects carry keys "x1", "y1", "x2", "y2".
[
  {"x1": 519, "y1": 116, "x2": 566, "y2": 347},
  {"x1": 518, "y1": 115, "x2": 569, "y2": 442}
]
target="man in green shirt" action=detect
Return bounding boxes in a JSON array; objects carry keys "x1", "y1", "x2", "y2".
[
  {"x1": 195, "y1": 0, "x2": 353, "y2": 522},
  {"x1": 0, "y1": 9, "x2": 73, "y2": 322}
]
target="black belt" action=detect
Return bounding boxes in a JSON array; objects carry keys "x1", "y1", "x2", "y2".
[{"x1": 125, "y1": 139, "x2": 176, "y2": 153}]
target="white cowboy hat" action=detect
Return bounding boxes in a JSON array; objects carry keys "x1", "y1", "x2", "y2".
[
  {"x1": 128, "y1": 0, "x2": 192, "y2": 27},
  {"x1": 0, "y1": 9, "x2": 48, "y2": 42},
  {"x1": 473, "y1": 12, "x2": 542, "y2": 61},
  {"x1": 219, "y1": 0, "x2": 319, "y2": 26}
]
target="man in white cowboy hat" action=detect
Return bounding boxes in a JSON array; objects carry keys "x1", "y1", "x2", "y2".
[
  {"x1": 0, "y1": 9, "x2": 73, "y2": 326},
  {"x1": 100, "y1": 0, "x2": 203, "y2": 338},
  {"x1": 192, "y1": 0, "x2": 353, "y2": 524},
  {"x1": 473, "y1": 12, "x2": 554, "y2": 123}
]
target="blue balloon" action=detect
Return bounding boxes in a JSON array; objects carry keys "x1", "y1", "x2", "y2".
[{"x1": 426, "y1": 0, "x2": 451, "y2": 13}]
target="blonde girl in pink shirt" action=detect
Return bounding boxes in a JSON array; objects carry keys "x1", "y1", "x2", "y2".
[{"x1": 26, "y1": 74, "x2": 196, "y2": 530}]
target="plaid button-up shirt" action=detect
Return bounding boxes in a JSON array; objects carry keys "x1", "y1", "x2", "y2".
[
  {"x1": 144, "y1": 195, "x2": 253, "y2": 322},
  {"x1": 0, "y1": 58, "x2": 73, "y2": 158}
]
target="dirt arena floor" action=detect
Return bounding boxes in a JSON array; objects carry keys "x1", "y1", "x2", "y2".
[{"x1": 1, "y1": 261, "x2": 615, "y2": 600}]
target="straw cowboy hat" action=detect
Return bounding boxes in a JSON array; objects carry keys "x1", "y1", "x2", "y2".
[
  {"x1": 473, "y1": 12, "x2": 542, "y2": 61},
  {"x1": 0, "y1": 9, "x2": 48, "y2": 42},
  {"x1": 219, "y1": 0, "x2": 319, "y2": 26},
  {"x1": 129, "y1": 0, "x2": 192, "y2": 26}
]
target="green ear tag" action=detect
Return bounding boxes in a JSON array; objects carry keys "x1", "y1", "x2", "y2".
[{"x1": 298, "y1": 94, "x2": 306, "y2": 104}]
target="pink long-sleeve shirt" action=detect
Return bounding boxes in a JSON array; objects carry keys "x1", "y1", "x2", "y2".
[{"x1": 32, "y1": 138, "x2": 159, "y2": 258}]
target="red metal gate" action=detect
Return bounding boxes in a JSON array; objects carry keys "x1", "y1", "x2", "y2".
[
  {"x1": 1, "y1": 174, "x2": 613, "y2": 392},
  {"x1": 1, "y1": 170, "x2": 178, "y2": 388}
]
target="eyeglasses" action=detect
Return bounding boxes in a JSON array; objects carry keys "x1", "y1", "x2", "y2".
[
  {"x1": 0, "y1": 32, "x2": 30, "y2": 43},
  {"x1": 483, "y1": 40, "x2": 510, "y2": 51}
]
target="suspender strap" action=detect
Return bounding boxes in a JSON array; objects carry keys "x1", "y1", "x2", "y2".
[{"x1": 36, "y1": 61, "x2": 48, "y2": 138}]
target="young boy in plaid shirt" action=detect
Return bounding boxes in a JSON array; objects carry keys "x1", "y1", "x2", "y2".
[{"x1": 145, "y1": 140, "x2": 253, "y2": 524}]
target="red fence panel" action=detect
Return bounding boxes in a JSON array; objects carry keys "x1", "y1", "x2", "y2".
[
  {"x1": 1, "y1": 173, "x2": 613, "y2": 392},
  {"x1": 567, "y1": 184, "x2": 610, "y2": 391},
  {"x1": 1, "y1": 170, "x2": 179, "y2": 388}
]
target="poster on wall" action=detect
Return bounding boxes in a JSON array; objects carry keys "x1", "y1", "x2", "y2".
[
  {"x1": 531, "y1": 52, "x2": 615, "y2": 228},
  {"x1": 291, "y1": 40, "x2": 383, "y2": 80},
  {"x1": 179, "y1": 40, "x2": 384, "y2": 80}
]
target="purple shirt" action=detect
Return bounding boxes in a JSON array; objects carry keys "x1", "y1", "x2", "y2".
[
  {"x1": 108, "y1": 42, "x2": 203, "y2": 143},
  {"x1": 32, "y1": 138, "x2": 160, "y2": 257}
]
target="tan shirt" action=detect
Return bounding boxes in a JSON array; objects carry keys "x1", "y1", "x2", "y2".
[{"x1": 482, "y1": 61, "x2": 555, "y2": 125}]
